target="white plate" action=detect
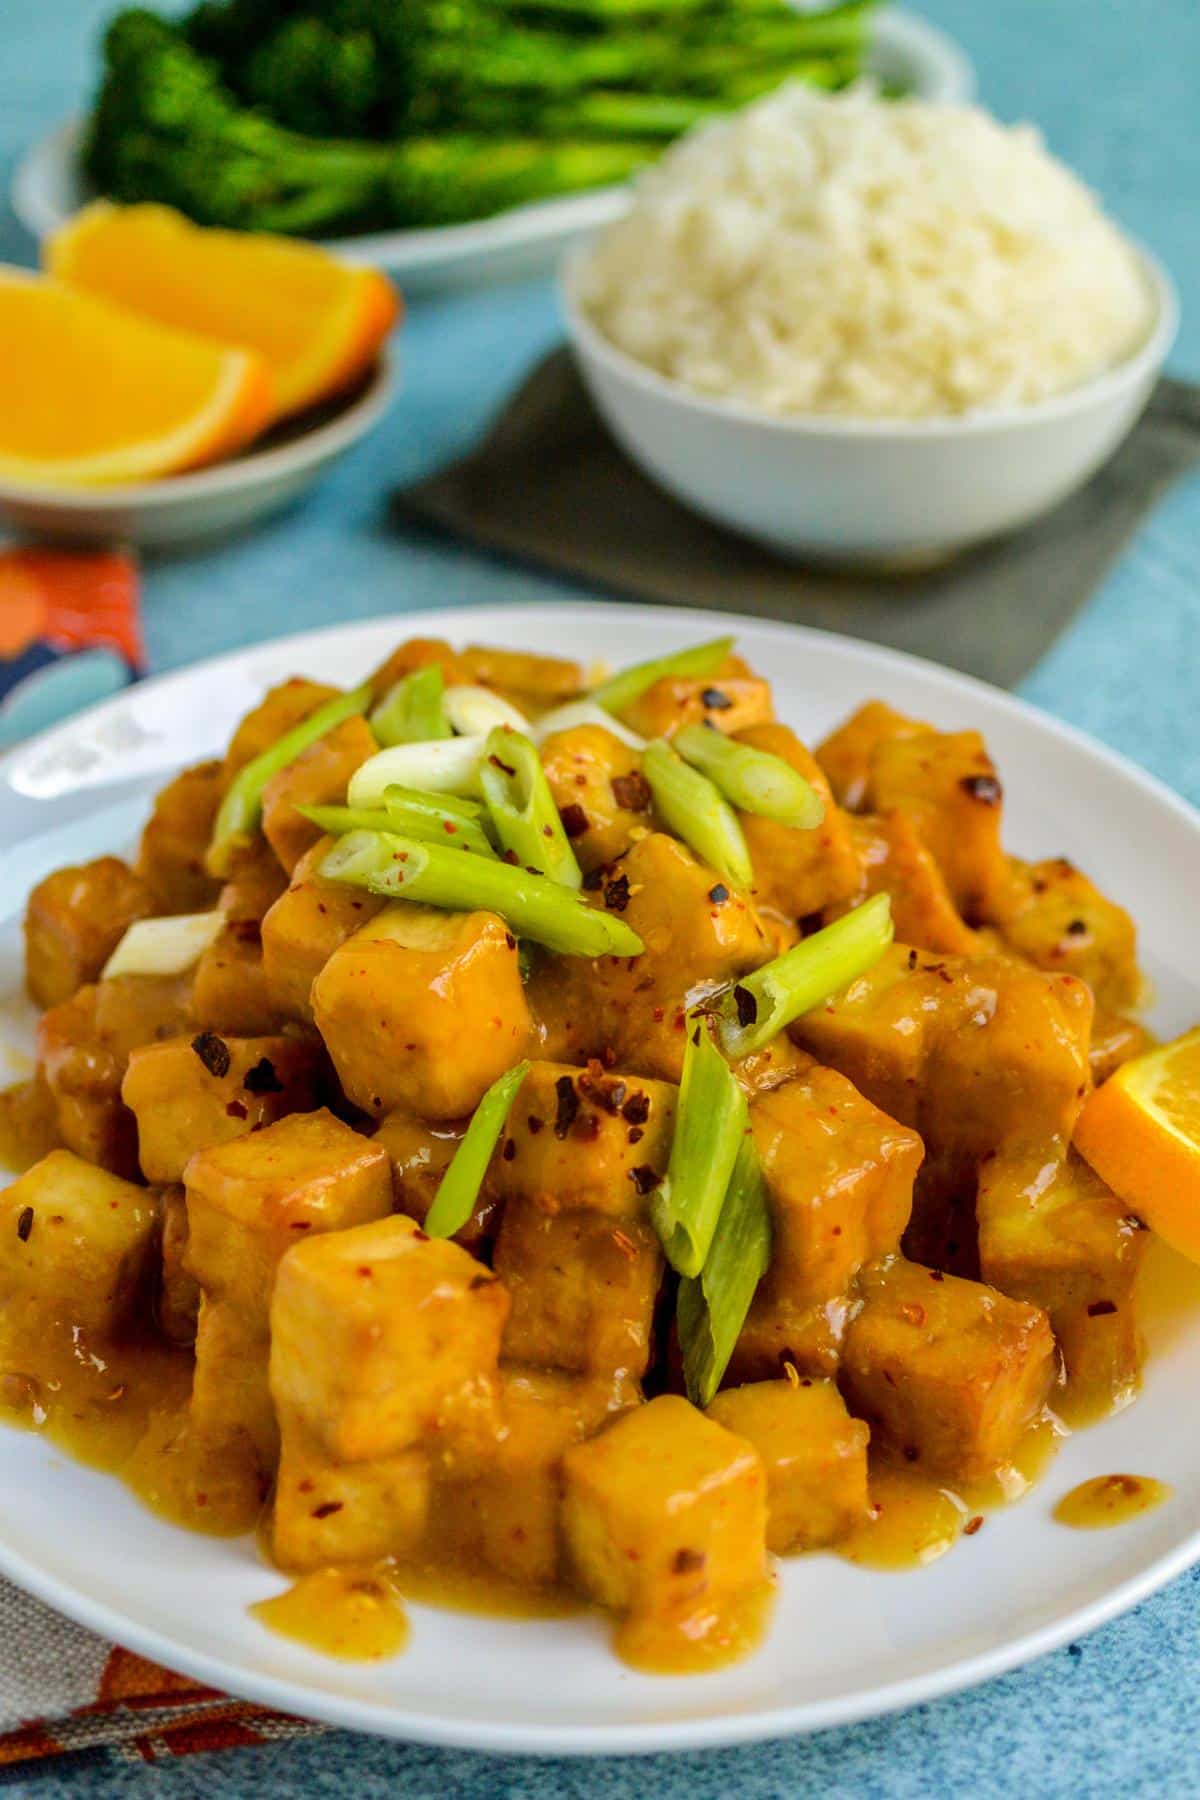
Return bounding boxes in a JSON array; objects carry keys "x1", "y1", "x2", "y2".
[
  {"x1": 0, "y1": 355, "x2": 394, "y2": 549},
  {"x1": 2, "y1": 600, "x2": 1198, "y2": 1758},
  {"x1": 11, "y1": 11, "x2": 975, "y2": 291}
]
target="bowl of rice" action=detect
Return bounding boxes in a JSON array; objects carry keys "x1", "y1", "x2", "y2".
[{"x1": 562, "y1": 85, "x2": 1176, "y2": 565}]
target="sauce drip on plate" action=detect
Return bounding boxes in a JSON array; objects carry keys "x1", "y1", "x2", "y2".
[
  {"x1": 1054, "y1": 1475, "x2": 1172, "y2": 1530},
  {"x1": 251, "y1": 1567, "x2": 410, "y2": 1661}
]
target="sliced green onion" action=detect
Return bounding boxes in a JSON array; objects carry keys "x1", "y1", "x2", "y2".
[
  {"x1": 370, "y1": 665, "x2": 449, "y2": 745},
  {"x1": 300, "y1": 798, "x2": 496, "y2": 859},
  {"x1": 674, "y1": 724, "x2": 825, "y2": 831},
  {"x1": 319, "y1": 829, "x2": 644, "y2": 959},
  {"x1": 590, "y1": 636, "x2": 733, "y2": 718},
  {"x1": 642, "y1": 737, "x2": 753, "y2": 891},
  {"x1": 347, "y1": 737, "x2": 486, "y2": 809},
  {"x1": 678, "y1": 1136, "x2": 772, "y2": 1408},
  {"x1": 444, "y1": 684, "x2": 530, "y2": 737},
  {"x1": 384, "y1": 785, "x2": 485, "y2": 824},
  {"x1": 715, "y1": 893, "x2": 894, "y2": 1059},
  {"x1": 101, "y1": 910, "x2": 224, "y2": 980},
  {"x1": 424, "y1": 1060, "x2": 530, "y2": 1239},
  {"x1": 207, "y1": 683, "x2": 372, "y2": 878},
  {"x1": 479, "y1": 728, "x2": 582, "y2": 889},
  {"x1": 650, "y1": 1018, "x2": 748, "y2": 1279},
  {"x1": 531, "y1": 699, "x2": 647, "y2": 751}
]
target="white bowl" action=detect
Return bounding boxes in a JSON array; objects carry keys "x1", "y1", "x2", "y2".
[
  {"x1": 0, "y1": 353, "x2": 395, "y2": 549},
  {"x1": 561, "y1": 251, "x2": 1178, "y2": 566}
]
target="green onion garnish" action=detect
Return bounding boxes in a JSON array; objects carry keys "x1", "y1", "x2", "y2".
[
  {"x1": 715, "y1": 893, "x2": 894, "y2": 1059},
  {"x1": 369, "y1": 665, "x2": 450, "y2": 745},
  {"x1": 650, "y1": 1018, "x2": 748, "y2": 1279},
  {"x1": 424, "y1": 1060, "x2": 530, "y2": 1239},
  {"x1": 207, "y1": 682, "x2": 372, "y2": 878},
  {"x1": 673, "y1": 724, "x2": 825, "y2": 831},
  {"x1": 348, "y1": 737, "x2": 486, "y2": 808},
  {"x1": 300, "y1": 795, "x2": 496, "y2": 859},
  {"x1": 677, "y1": 1136, "x2": 772, "y2": 1408},
  {"x1": 590, "y1": 636, "x2": 733, "y2": 718},
  {"x1": 479, "y1": 728, "x2": 582, "y2": 889},
  {"x1": 319, "y1": 829, "x2": 644, "y2": 960},
  {"x1": 642, "y1": 737, "x2": 753, "y2": 891}
]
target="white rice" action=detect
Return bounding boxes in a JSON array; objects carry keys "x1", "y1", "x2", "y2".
[{"x1": 575, "y1": 85, "x2": 1154, "y2": 419}]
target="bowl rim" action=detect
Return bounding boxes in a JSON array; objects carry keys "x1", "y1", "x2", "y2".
[
  {"x1": 560, "y1": 240, "x2": 1178, "y2": 440},
  {"x1": 0, "y1": 349, "x2": 396, "y2": 511}
]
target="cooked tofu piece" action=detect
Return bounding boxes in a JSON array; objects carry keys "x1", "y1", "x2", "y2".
[
  {"x1": 540, "y1": 725, "x2": 652, "y2": 874},
  {"x1": 708, "y1": 1379, "x2": 870, "y2": 1553},
  {"x1": 438, "y1": 1367, "x2": 624, "y2": 1585},
  {"x1": 261, "y1": 835, "x2": 385, "y2": 1024},
  {"x1": 37, "y1": 975, "x2": 193, "y2": 1178},
  {"x1": 734, "y1": 723, "x2": 860, "y2": 923},
  {"x1": 135, "y1": 760, "x2": 225, "y2": 915},
  {"x1": 187, "y1": 1109, "x2": 392, "y2": 1464},
  {"x1": 374, "y1": 1108, "x2": 501, "y2": 1252},
  {"x1": 312, "y1": 904, "x2": 533, "y2": 1120},
  {"x1": 122, "y1": 1032, "x2": 321, "y2": 1184},
  {"x1": 459, "y1": 644, "x2": 584, "y2": 710},
  {"x1": 270, "y1": 1213, "x2": 507, "y2": 1463},
  {"x1": 493, "y1": 1198, "x2": 663, "y2": 1382},
  {"x1": 977, "y1": 1146, "x2": 1146, "y2": 1416},
  {"x1": 866, "y1": 729, "x2": 1007, "y2": 921},
  {"x1": 562, "y1": 1395, "x2": 768, "y2": 1620},
  {"x1": 529, "y1": 833, "x2": 773, "y2": 1082},
  {"x1": 748, "y1": 1063, "x2": 922, "y2": 1307},
  {"x1": 24, "y1": 857, "x2": 154, "y2": 1008},
  {"x1": 272, "y1": 1407, "x2": 430, "y2": 1570},
  {"x1": 621, "y1": 655, "x2": 773, "y2": 740},
  {"x1": 261, "y1": 714, "x2": 377, "y2": 875},
  {"x1": 0, "y1": 1150, "x2": 159, "y2": 1337},
  {"x1": 1089, "y1": 1008, "x2": 1152, "y2": 1086},
  {"x1": 493, "y1": 1060, "x2": 675, "y2": 1219},
  {"x1": 158, "y1": 1183, "x2": 200, "y2": 1346},
  {"x1": 191, "y1": 924, "x2": 288, "y2": 1037},
  {"x1": 223, "y1": 677, "x2": 341, "y2": 783},
  {"x1": 988, "y1": 856, "x2": 1140, "y2": 1011},
  {"x1": 840, "y1": 1258, "x2": 1057, "y2": 1484},
  {"x1": 368, "y1": 635, "x2": 466, "y2": 699},
  {"x1": 816, "y1": 700, "x2": 927, "y2": 811},
  {"x1": 218, "y1": 841, "x2": 290, "y2": 927},
  {"x1": 829, "y1": 811, "x2": 981, "y2": 954},
  {"x1": 726, "y1": 1290, "x2": 850, "y2": 1385}
]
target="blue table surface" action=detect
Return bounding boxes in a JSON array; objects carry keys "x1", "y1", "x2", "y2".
[{"x1": 4, "y1": 2, "x2": 1200, "y2": 1793}]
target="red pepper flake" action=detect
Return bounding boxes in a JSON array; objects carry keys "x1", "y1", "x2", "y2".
[
  {"x1": 502, "y1": 1137, "x2": 516, "y2": 1161},
  {"x1": 443, "y1": 820, "x2": 458, "y2": 834},
  {"x1": 651, "y1": 1006, "x2": 665, "y2": 1023},
  {"x1": 929, "y1": 1269, "x2": 945, "y2": 1282},
  {"x1": 611, "y1": 771, "x2": 652, "y2": 813},
  {"x1": 576, "y1": 1111, "x2": 602, "y2": 1142},
  {"x1": 907, "y1": 949, "x2": 919, "y2": 970},
  {"x1": 488, "y1": 752, "x2": 517, "y2": 777},
  {"x1": 226, "y1": 1099, "x2": 248, "y2": 1119},
  {"x1": 964, "y1": 1515, "x2": 984, "y2": 1536},
  {"x1": 622, "y1": 1092, "x2": 650, "y2": 1125},
  {"x1": 628, "y1": 1126, "x2": 644, "y2": 1145},
  {"x1": 611, "y1": 1228, "x2": 638, "y2": 1260},
  {"x1": 900, "y1": 1302, "x2": 926, "y2": 1327},
  {"x1": 733, "y1": 984, "x2": 758, "y2": 1028},
  {"x1": 672, "y1": 1547, "x2": 706, "y2": 1573},
  {"x1": 1087, "y1": 1298, "x2": 1118, "y2": 1316},
  {"x1": 708, "y1": 884, "x2": 729, "y2": 904},
  {"x1": 1065, "y1": 918, "x2": 1088, "y2": 936},
  {"x1": 505, "y1": 931, "x2": 517, "y2": 950},
  {"x1": 243, "y1": 1056, "x2": 284, "y2": 1095},
  {"x1": 629, "y1": 1164, "x2": 660, "y2": 1196},
  {"x1": 604, "y1": 872, "x2": 631, "y2": 913},
  {"x1": 527, "y1": 1113, "x2": 544, "y2": 1135},
  {"x1": 960, "y1": 773, "x2": 1002, "y2": 805},
  {"x1": 191, "y1": 1031, "x2": 231, "y2": 1079},
  {"x1": 560, "y1": 803, "x2": 588, "y2": 839},
  {"x1": 15, "y1": 1207, "x2": 33, "y2": 1243},
  {"x1": 554, "y1": 1075, "x2": 579, "y2": 1139},
  {"x1": 312, "y1": 1501, "x2": 344, "y2": 1519},
  {"x1": 701, "y1": 688, "x2": 733, "y2": 711}
]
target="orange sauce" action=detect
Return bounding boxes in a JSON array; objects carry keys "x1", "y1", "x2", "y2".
[
  {"x1": 1054, "y1": 1474, "x2": 1172, "y2": 1530},
  {"x1": 251, "y1": 1567, "x2": 410, "y2": 1661},
  {"x1": 613, "y1": 1578, "x2": 776, "y2": 1676},
  {"x1": 393, "y1": 1554, "x2": 581, "y2": 1621}
]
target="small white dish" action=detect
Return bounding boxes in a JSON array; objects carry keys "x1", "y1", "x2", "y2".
[
  {"x1": 10, "y1": 10, "x2": 975, "y2": 291},
  {"x1": 0, "y1": 354, "x2": 394, "y2": 549},
  {"x1": 561, "y1": 250, "x2": 1178, "y2": 566},
  {"x1": 1, "y1": 599, "x2": 1200, "y2": 1755}
]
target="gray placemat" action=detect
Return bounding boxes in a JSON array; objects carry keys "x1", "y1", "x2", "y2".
[{"x1": 394, "y1": 354, "x2": 1200, "y2": 688}]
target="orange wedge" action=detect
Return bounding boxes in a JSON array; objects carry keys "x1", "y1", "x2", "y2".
[
  {"x1": 0, "y1": 269, "x2": 273, "y2": 489},
  {"x1": 48, "y1": 202, "x2": 401, "y2": 423},
  {"x1": 1075, "y1": 1026, "x2": 1200, "y2": 1261}
]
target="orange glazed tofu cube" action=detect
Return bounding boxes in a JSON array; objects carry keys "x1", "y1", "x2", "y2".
[
  {"x1": 865, "y1": 728, "x2": 1007, "y2": 920},
  {"x1": 726, "y1": 1290, "x2": 849, "y2": 1386},
  {"x1": 222, "y1": 677, "x2": 340, "y2": 782},
  {"x1": 494, "y1": 1199, "x2": 662, "y2": 1381},
  {"x1": 831, "y1": 811, "x2": 981, "y2": 955},
  {"x1": 977, "y1": 1146, "x2": 1146, "y2": 1416},
  {"x1": 735, "y1": 724, "x2": 860, "y2": 923},
  {"x1": 562, "y1": 1395, "x2": 768, "y2": 1618},
  {"x1": 493, "y1": 1061, "x2": 676, "y2": 1219},
  {"x1": 708, "y1": 1379, "x2": 870, "y2": 1553},
  {"x1": 261, "y1": 835, "x2": 385, "y2": 1023},
  {"x1": 261, "y1": 714, "x2": 377, "y2": 875},
  {"x1": 272, "y1": 1408, "x2": 430, "y2": 1571},
  {"x1": 815, "y1": 700, "x2": 926, "y2": 811},
  {"x1": 270, "y1": 1214, "x2": 507, "y2": 1463},
  {"x1": 840, "y1": 1259, "x2": 1056, "y2": 1485},
  {"x1": 989, "y1": 856, "x2": 1140, "y2": 1011},
  {"x1": 374, "y1": 1108, "x2": 501, "y2": 1252},
  {"x1": 25, "y1": 857, "x2": 154, "y2": 1008},
  {"x1": 620, "y1": 656, "x2": 773, "y2": 740},
  {"x1": 367, "y1": 635, "x2": 466, "y2": 699},
  {"x1": 312, "y1": 903, "x2": 533, "y2": 1120},
  {"x1": 122, "y1": 1032, "x2": 320, "y2": 1184},
  {"x1": 459, "y1": 643, "x2": 583, "y2": 708},
  {"x1": 191, "y1": 923, "x2": 287, "y2": 1037},
  {"x1": 539, "y1": 724, "x2": 652, "y2": 874},
  {"x1": 135, "y1": 760, "x2": 225, "y2": 915}
]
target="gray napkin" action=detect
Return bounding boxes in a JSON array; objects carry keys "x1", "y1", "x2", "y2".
[{"x1": 394, "y1": 353, "x2": 1200, "y2": 688}]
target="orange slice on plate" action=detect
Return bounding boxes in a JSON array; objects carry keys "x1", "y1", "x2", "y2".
[
  {"x1": 48, "y1": 202, "x2": 401, "y2": 423},
  {"x1": 0, "y1": 269, "x2": 273, "y2": 489},
  {"x1": 1075, "y1": 1026, "x2": 1200, "y2": 1260}
]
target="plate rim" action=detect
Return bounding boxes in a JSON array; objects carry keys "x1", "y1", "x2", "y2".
[{"x1": 1, "y1": 596, "x2": 1198, "y2": 1758}]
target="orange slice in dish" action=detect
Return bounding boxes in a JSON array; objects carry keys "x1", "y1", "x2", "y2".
[
  {"x1": 48, "y1": 202, "x2": 400, "y2": 423},
  {"x1": 1074, "y1": 1026, "x2": 1200, "y2": 1261},
  {"x1": 0, "y1": 268, "x2": 273, "y2": 488}
]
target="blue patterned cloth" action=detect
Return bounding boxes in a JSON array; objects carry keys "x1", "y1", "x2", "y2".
[{"x1": 3, "y1": 1, "x2": 1200, "y2": 1792}]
